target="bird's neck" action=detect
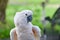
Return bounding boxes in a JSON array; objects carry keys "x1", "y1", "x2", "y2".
[{"x1": 16, "y1": 22, "x2": 33, "y2": 33}]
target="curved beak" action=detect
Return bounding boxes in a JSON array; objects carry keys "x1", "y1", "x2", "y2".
[{"x1": 27, "y1": 15, "x2": 32, "y2": 22}]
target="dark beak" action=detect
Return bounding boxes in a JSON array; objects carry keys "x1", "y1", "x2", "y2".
[{"x1": 27, "y1": 15, "x2": 32, "y2": 22}]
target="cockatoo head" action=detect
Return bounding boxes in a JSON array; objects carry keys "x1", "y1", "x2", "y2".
[{"x1": 14, "y1": 10, "x2": 33, "y2": 26}]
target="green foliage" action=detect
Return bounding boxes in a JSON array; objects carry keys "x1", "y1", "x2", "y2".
[
  {"x1": 0, "y1": 22, "x2": 10, "y2": 38},
  {"x1": 54, "y1": 25, "x2": 60, "y2": 34},
  {"x1": 11, "y1": 0, "x2": 60, "y2": 4},
  {"x1": 49, "y1": 0, "x2": 60, "y2": 4}
]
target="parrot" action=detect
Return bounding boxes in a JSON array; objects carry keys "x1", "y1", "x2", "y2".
[{"x1": 10, "y1": 10, "x2": 41, "y2": 40}]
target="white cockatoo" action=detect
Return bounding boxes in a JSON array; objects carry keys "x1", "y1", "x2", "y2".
[{"x1": 10, "y1": 10, "x2": 41, "y2": 40}]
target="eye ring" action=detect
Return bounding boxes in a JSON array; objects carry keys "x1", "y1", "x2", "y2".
[{"x1": 25, "y1": 14, "x2": 27, "y2": 16}]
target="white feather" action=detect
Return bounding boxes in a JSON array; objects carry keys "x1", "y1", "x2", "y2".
[{"x1": 10, "y1": 10, "x2": 41, "y2": 40}]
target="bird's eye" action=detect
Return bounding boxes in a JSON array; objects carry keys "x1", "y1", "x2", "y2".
[{"x1": 25, "y1": 14, "x2": 27, "y2": 16}]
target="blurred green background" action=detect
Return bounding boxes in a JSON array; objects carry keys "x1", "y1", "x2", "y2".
[{"x1": 0, "y1": 0, "x2": 60, "y2": 39}]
